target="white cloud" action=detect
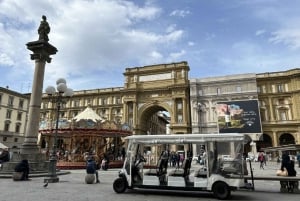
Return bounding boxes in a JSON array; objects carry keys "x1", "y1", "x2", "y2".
[
  {"x1": 169, "y1": 50, "x2": 186, "y2": 60},
  {"x1": 0, "y1": 0, "x2": 184, "y2": 90},
  {"x1": 169, "y1": 9, "x2": 191, "y2": 18},
  {"x1": 188, "y1": 41, "x2": 195, "y2": 46},
  {"x1": 149, "y1": 51, "x2": 163, "y2": 60},
  {"x1": 1, "y1": 0, "x2": 300, "y2": 91},
  {"x1": 0, "y1": 53, "x2": 14, "y2": 66},
  {"x1": 269, "y1": 28, "x2": 300, "y2": 50},
  {"x1": 166, "y1": 24, "x2": 177, "y2": 33},
  {"x1": 255, "y1": 29, "x2": 266, "y2": 36}
]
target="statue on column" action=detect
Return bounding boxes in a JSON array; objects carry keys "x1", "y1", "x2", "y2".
[{"x1": 38, "y1": 15, "x2": 50, "y2": 42}]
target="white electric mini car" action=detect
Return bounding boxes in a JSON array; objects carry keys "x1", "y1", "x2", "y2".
[{"x1": 113, "y1": 133, "x2": 249, "y2": 200}]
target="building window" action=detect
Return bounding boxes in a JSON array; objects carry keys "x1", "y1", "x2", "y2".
[
  {"x1": 198, "y1": 90, "x2": 203, "y2": 96},
  {"x1": 177, "y1": 102, "x2": 182, "y2": 110},
  {"x1": 61, "y1": 102, "x2": 67, "y2": 109},
  {"x1": 177, "y1": 114, "x2": 183, "y2": 123},
  {"x1": 257, "y1": 86, "x2": 261, "y2": 93},
  {"x1": 279, "y1": 110, "x2": 288, "y2": 121},
  {"x1": 217, "y1": 88, "x2": 221, "y2": 95},
  {"x1": 19, "y1": 99, "x2": 24, "y2": 109},
  {"x1": 43, "y1": 102, "x2": 48, "y2": 109},
  {"x1": 129, "y1": 117, "x2": 133, "y2": 127},
  {"x1": 15, "y1": 124, "x2": 21, "y2": 133},
  {"x1": 4, "y1": 122, "x2": 10, "y2": 131},
  {"x1": 6, "y1": 110, "x2": 12, "y2": 119},
  {"x1": 277, "y1": 84, "x2": 283, "y2": 92},
  {"x1": 74, "y1": 100, "x2": 80, "y2": 107},
  {"x1": 3, "y1": 137, "x2": 7, "y2": 142},
  {"x1": 128, "y1": 102, "x2": 133, "y2": 113},
  {"x1": 116, "y1": 97, "x2": 121, "y2": 104},
  {"x1": 86, "y1": 99, "x2": 91, "y2": 106},
  {"x1": 14, "y1": 138, "x2": 18, "y2": 142},
  {"x1": 278, "y1": 99, "x2": 285, "y2": 105},
  {"x1": 261, "y1": 85, "x2": 266, "y2": 93},
  {"x1": 8, "y1": 96, "x2": 14, "y2": 107},
  {"x1": 17, "y1": 112, "x2": 22, "y2": 121},
  {"x1": 60, "y1": 111, "x2": 65, "y2": 118},
  {"x1": 73, "y1": 111, "x2": 79, "y2": 117},
  {"x1": 40, "y1": 112, "x2": 46, "y2": 119}
]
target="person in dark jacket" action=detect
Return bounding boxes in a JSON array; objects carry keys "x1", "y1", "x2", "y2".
[
  {"x1": 0, "y1": 148, "x2": 10, "y2": 169},
  {"x1": 0, "y1": 148, "x2": 10, "y2": 161},
  {"x1": 281, "y1": 153, "x2": 296, "y2": 176},
  {"x1": 86, "y1": 157, "x2": 100, "y2": 183},
  {"x1": 14, "y1": 159, "x2": 30, "y2": 180}
]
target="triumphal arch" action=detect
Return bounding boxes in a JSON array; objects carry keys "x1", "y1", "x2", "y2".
[{"x1": 122, "y1": 61, "x2": 191, "y2": 135}]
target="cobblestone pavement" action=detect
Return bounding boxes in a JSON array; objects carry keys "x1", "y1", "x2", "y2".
[{"x1": 0, "y1": 161, "x2": 299, "y2": 201}]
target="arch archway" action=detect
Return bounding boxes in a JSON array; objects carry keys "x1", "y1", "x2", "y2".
[
  {"x1": 122, "y1": 62, "x2": 191, "y2": 135},
  {"x1": 139, "y1": 103, "x2": 171, "y2": 135},
  {"x1": 279, "y1": 133, "x2": 295, "y2": 145},
  {"x1": 256, "y1": 134, "x2": 272, "y2": 152}
]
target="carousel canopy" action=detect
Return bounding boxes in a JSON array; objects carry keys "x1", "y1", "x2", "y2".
[
  {"x1": 73, "y1": 106, "x2": 104, "y2": 122},
  {"x1": 0, "y1": 142, "x2": 8, "y2": 149}
]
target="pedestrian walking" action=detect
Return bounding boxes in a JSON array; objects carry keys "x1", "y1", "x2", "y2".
[{"x1": 258, "y1": 152, "x2": 265, "y2": 169}]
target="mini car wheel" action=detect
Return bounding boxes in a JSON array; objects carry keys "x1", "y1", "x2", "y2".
[
  {"x1": 212, "y1": 182, "x2": 231, "y2": 200},
  {"x1": 113, "y1": 177, "x2": 127, "y2": 193}
]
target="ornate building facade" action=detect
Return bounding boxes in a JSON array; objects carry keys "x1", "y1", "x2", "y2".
[
  {"x1": 0, "y1": 87, "x2": 29, "y2": 151},
  {"x1": 2, "y1": 61, "x2": 300, "y2": 158},
  {"x1": 256, "y1": 69, "x2": 300, "y2": 151},
  {"x1": 39, "y1": 61, "x2": 190, "y2": 156},
  {"x1": 189, "y1": 73, "x2": 259, "y2": 155},
  {"x1": 122, "y1": 61, "x2": 191, "y2": 135}
]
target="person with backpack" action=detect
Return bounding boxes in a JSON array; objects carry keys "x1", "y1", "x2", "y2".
[{"x1": 86, "y1": 156, "x2": 100, "y2": 183}]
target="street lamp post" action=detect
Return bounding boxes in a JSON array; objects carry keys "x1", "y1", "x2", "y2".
[{"x1": 44, "y1": 78, "x2": 73, "y2": 183}]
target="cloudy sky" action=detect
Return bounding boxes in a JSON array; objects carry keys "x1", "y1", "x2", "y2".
[{"x1": 1, "y1": 0, "x2": 300, "y2": 92}]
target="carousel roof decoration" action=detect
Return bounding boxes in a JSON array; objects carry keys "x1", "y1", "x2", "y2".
[
  {"x1": 73, "y1": 106, "x2": 104, "y2": 123},
  {"x1": 39, "y1": 106, "x2": 132, "y2": 137},
  {"x1": 0, "y1": 142, "x2": 8, "y2": 149}
]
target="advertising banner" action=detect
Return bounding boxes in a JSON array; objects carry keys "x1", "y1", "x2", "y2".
[{"x1": 217, "y1": 100, "x2": 262, "y2": 134}]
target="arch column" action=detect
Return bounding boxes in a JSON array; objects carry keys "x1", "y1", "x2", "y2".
[
  {"x1": 182, "y1": 98, "x2": 187, "y2": 124},
  {"x1": 268, "y1": 98, "x2": 275, "y2": 121},
  {"x1": 123, "y1": 101, "x2": 128, "y2": 123},
  {"x1": 132, "y1": 101, "x2": 138, "y2": 134},
  {"x1": 272, "y1": 131, "x2": 278, "y2": 147}
]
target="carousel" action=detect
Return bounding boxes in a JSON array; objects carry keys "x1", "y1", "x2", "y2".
[{"x1": 38, "y1": 106, "x2": 132, "y2": 168}]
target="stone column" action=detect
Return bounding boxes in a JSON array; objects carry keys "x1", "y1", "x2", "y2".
[
  {"x1": 133, "y1": 101, "x2": 141, "y2": 134},
  {"x1": 182, "y1": 98, "x2": 187, "y2": 124},
  {"x1": 268, "y1": 97, "x2": 275, "y2": 121},
  {"x1": 272, "y1": 131, "x2": 278, "y2": 147},
  {"x1": 123, "y1": 101, "x2": 128, "y2": 124},
  {"x1": 21, "y1": 16, "x2": 57, "y2": 157}
]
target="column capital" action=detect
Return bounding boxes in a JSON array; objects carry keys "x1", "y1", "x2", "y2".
[{"x1": 26, "y1": 40, "x2": 57, "y2": 63}]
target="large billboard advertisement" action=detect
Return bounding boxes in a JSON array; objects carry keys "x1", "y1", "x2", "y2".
[{"x1": 217, "y1": 100, "x2": 262, "y2": 134}]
